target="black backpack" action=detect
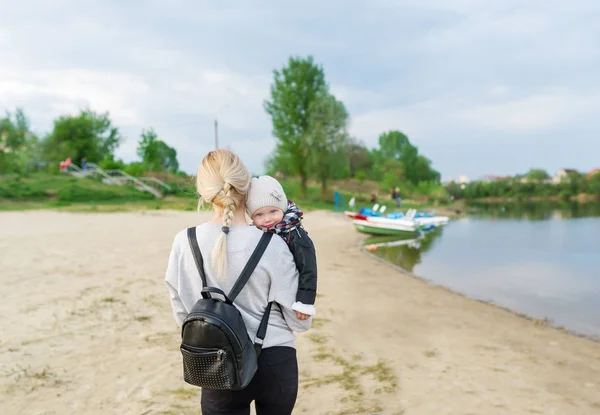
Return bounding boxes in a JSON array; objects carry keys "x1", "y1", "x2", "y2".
[{"x1": 180, "y1": 227, "x2": 274, "y2": 390}]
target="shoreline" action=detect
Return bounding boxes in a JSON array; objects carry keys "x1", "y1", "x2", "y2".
[
  {"x1": 360, "y1": 240, "x2": 600, "y2": 345},
  {"x1": 1, "y1": 209, "x2": 599, "y2": 415}
]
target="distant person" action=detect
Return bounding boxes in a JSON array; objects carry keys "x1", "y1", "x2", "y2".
[
  {"x1": 391, "y1": 187, "x2": 402, "y2": 207},
  {"x1": 81, "y1": 157, "x2": 87, "y2": 170},
  {"x1": 370, "y1": 192, "x2": 377, "y2": 203},
  {"x1": 165, "y1": 150, "x2": 311, "y2": 414},
  {"x1": 246, "y1": 175, "x2": 318, "y2": 321},
  {"x1": 59, "y1": 158, "x2": 72, "y2": 172}
]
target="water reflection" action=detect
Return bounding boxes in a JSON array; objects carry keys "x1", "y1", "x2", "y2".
[
  {"x1": 364, "y1": 213, "x2": 600, "y2": 338},
  {"x1": 365, "y1": 228, "x2": 444, "y2": 273},
  {"x1": 468, "y1": 201, "x2": 600, "y2": 221}
]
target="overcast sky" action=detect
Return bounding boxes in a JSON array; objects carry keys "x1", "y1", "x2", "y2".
[{"x1": 1, "y1": 0, "x2": 599, "y2": 180}]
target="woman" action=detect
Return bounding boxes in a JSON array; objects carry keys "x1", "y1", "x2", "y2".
[{"x1": 165, "y1": 149, "x2": 311, "y2": 414}]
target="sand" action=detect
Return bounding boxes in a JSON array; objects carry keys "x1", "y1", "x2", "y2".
[{"x1": 1, "y1": 210, "x2": 599, "y2": 415}]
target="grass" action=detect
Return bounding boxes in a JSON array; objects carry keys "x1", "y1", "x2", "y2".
[
  {"x1": 424, "y1": 349, "x2": 437, "y2": 358},
  {"x1": 144, "y1": 332, "x2": 176, "y2": 348},
  {"x1": 4, "y1": 365, "x2": 67, "y2": 394},
  {"x1": 302, "y1": 316, "x2": 399, "y2": 414},
  {"x1": 307, "y1": 333, "x2": 328, "y2": 345},
  {"x1": 134, "y1": 315, "x2": 152, "y2": 322},
  {"x1": 311, "y1": 317, "x2": 331, "y2": 329},
  {"x1": 1, "y1": 172, "x2": 455, "y2": 213},
  {"x1": 168, "y1": 388, "x2": 198, "y2": 398}
]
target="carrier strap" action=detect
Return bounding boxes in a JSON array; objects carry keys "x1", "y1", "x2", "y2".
[{"x1": 254, "y1": 301, "x2": 274, "y2": 355}]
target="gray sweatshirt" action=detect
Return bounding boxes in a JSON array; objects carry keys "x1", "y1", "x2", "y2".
[{"x1": 165, "y1": 223, "x2": 312, "y2": 349}]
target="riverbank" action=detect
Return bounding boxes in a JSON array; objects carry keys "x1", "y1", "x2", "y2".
[
  {"x1": 469, "y1": 193, "x2": 599, "y2": 204},
  {"x1": 1, "y1": 210, "x2": 598, "y2": 414},
  {"x1": 0, "y1": 172, "x2": 462, "y2": 215}
]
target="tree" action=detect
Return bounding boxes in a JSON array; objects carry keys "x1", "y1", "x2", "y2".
[
  {"x1": 414, "y1": 154, "x2": 441, "y2": 183},
  {"x1": 378, "y1": 130, "x2": 410, "y2": 160},
  {"x1": 525, "y1": 168, "x2": 550, "y2": 182},
  {"x1": 588, "y1": 173, "x2": 600, "y2": 196},
  {"x1": 99, "y1": 154, "x2": 126, "y2": 171},
  {"x1": 566, "y1": 171, "x2": 585, "y2": 195},
  {"x1": 264, "y1": 147, "x2": 294, "y2": 176},
  {"x1": 306, "y1": 91, "x2": 349, "y2": 195},
  {"x1": 0, "y1": 109, "x2": 39, "y2": 174},
  {"x1": 345, "y1": 138, "x2": 373, "y2": 178},
  {"x1": 375, "y1": 130, "x2": 440, "y2": 186},
  {"x1": 41, "y1": 109, "x2": 121, "y2": 165},
  {"x1": 264, "y1": 56, "x2": 328, "y2": 197},
  {"x1": 380, "y1": 158, "x2": 405, "y2": 190},
  {"x1": 136, "y1": 128, "x2": 179, "y2": 173}
]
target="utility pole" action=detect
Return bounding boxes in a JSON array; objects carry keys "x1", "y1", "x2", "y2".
[{"x1": 214, "y1": 118, "x2": 219, "y2": 149}]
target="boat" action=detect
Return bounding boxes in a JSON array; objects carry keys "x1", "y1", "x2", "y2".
[
  {"x1": 351, "y1": 217, "x2": 421, "y2": 237},
  {"x1": 345, "y1": 206, "x2": 449, "y2": 228},
  {"x1": 385, "y1": 210, "x2": 449, "y2": 227}
]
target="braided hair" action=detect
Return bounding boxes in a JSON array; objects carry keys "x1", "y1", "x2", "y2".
[{"x1": 196, "y1": 150, "x2": 250, "y2": 279}]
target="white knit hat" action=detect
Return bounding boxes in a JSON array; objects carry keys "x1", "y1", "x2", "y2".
[{"x1": 246, "y1": 175, "x2": 288, "y2": 217}]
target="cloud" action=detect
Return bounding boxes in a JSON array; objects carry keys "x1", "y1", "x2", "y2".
[
  {"x1": 458, "y1": 89, "x2": 599, "y2": 132},
  {"x1": 1, "y1": 0, "x2": 599, "y2": 177}
]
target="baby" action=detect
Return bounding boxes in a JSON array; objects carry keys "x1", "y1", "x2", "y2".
[{"x1": 246, "y1": 175, "x2": 317, "y2": 320}]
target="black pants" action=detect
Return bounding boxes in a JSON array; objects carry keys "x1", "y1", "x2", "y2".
[{"x1": 201, "y1": 346, "x2": 298, "y2": 415}]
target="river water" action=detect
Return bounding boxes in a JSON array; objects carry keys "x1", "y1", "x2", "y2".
[{"x1": 366, "y1": 202, "x2": 600, "y2": 338}]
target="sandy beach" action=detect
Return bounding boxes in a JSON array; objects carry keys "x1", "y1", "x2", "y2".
[{"x1": 1, "y1": 209, "x2": 599, "y2": 415}]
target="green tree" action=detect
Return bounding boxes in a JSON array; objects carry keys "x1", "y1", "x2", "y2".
[
  {"x1": 345, "y1": 138, "x2": 373, "y2": 178},
  {"x1": 378, "y1": 130, "x2": 410, "y2": 160},
  {"x1": 525, "y1": 168, "x2": 550, "y2": 182},
  {"x1": 41, "y1": 109, "x2": 121, "y2": 165},
  {"x1": 264, "y1": 56, "x2": 328, "y2": 197},
  {"x1": 413, "y1": 154, "x2": 440, "y2": 183},
  {"x1": 375, "y1": 130, "x2": 440, "y2": 185},
  {"x1": 588, "y1": 173, "x2": 600, "y2": 195},
  {"x1": 567, "y1": 171, "x2": 585, "y2": 194},
  {"x1": 306, "y1": 91, "x2": 349, "y2": 195},
  {"x1": 136, "y1": 128, "x2": 179, "y2": 173},
  {"x1": 0, "y1": 109, "x2": 39, "y2": 174},
  {"x1": 264, "y1": 149, "x2": 294, "y2": 176},
  {"x1": 379, "y1": 158, "x2": 405, "y2": 190},
  {"x1": 98, "y1": 154, "x2": 126, "y2": 171}
]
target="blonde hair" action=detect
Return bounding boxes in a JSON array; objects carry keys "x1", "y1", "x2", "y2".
[{"x1": 196, "y1": 149, "x2": 250, "y2": 279}]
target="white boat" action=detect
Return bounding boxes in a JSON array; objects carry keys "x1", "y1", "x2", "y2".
[
  {"x1": 346, "y1": 207, "x2": 449, "y2": 228},
  {"x1": 386, "y1": 209, "x2": 449, "y2": 227},
  {"x1": 351, "y1": 217, "x2": 420, "y2": 236}
]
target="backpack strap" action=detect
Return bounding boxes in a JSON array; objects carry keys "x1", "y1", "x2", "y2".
[
  {"x1": 227, "y1": 232, "x2": 273, "y2": 302},
  {"x1": 186, "y1": 227, "x2": 210, "y2": 299},
  {"x1": 187, "y1": 228, "x2": 274, "y2": 354}
]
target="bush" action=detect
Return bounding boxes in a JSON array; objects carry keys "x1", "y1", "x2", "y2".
[
  {"x1": 354, "y1": 170, "x2": 368, "y2": 181},
  {"x1": 124, "y1": 162, "x2": 147, "y2": 177},
  {"x1": 558, "y1": 190, "x2": 572, "y2": 201},
  {"x1": 47, "y1": 164, "x2": 60, "y2": 175},
  {"x1": 57, "y1": 183, "x2": 155, "y2": 202},
  {"x1": 0, "y1": 176, "x2": 47, "y2": 199},
  {"x1": 99, "y1": 155, "x2": 127, "y2": 171}
]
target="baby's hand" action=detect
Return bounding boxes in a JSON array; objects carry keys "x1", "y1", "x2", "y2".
[{"x1": 295, "y1": 311, "x2": 310, "y2": 320}]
